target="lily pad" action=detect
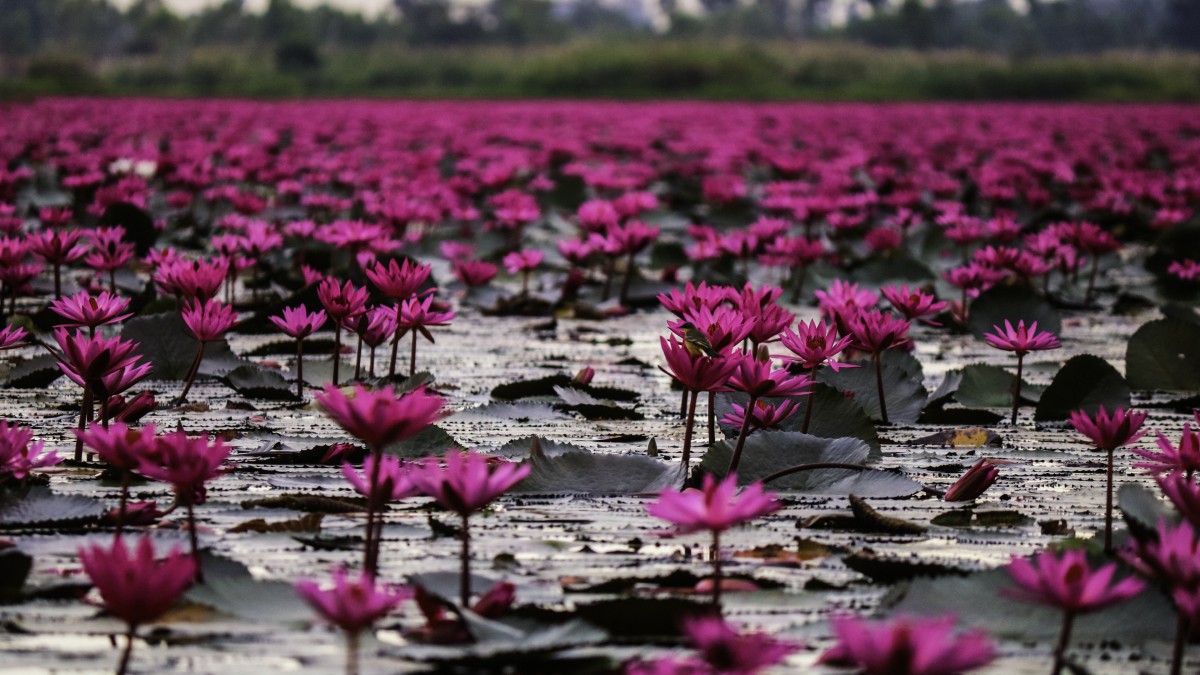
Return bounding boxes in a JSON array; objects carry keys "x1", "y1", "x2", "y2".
[
  {"x1": 1034, "y1": 354, "x2": 1130, "y2": 421},
  {"x1": 514, "y1": 448, "x2": 684, "y2": 494},
  {"x1": 186, "y1": 554, "x2": 312, "y2": 624},
  {"x1": 716, "y1": 384, "x2": 881, "y2": 457},
  {"x1": 818, "y1": 352, "x2": 927, "y2": 424},
  {"x1": 1125, "y1": 318, "x2": 1200, "y2": 391},
  {"x1": 491, "y1": 375, "x2": 638, "y2": 403},
  {"x1": 0, "y1": 488, "x2": 106, "y2": 529},
  {"x1": 1118, "y1": 482, "x2": 1178, "y2": 542},
  {"x1": 967, "y1": 284, "x2": 1062, "y2": 339},
  {"x1": 954, "y1": 364, "x2": 1042, "y2": 409},
  {"x1": 382, "y1": 424, "x2": 464, "y2": 459},
  {"x1": 223, "y1": 364, "x2": 298, "y2": 401},
  {"x1": 121, "y1": 312, "x2": 246, "y2": 380},
  {"x1": 2, "y1": 355, "x2": 62, "y2": 389}
]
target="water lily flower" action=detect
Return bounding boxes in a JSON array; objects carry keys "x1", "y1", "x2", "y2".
[
  {"x1": 724, "y1": 354, "x2": 810, "y2": 474},
  {"x1": 1005, "y1": 549, "x2": 1144, "y2": 675},
  {"x1": 452, "y1": 259, "x2": 498, "y2": 288},
  {"x1": 175, "y1": 298, "x2": 237, "y2": 405},
  {"x1": 74, "y1": 422, "x2": 157, "y2": 535},
  {"x1": 54, "y1": 328, "x2": 151, "y2": 459},
  {"x1": 318, "y1": 278, "x2": 369, "y2": 386},
  {"x1": 395, "y1": 293, "x2": 454, "y2": 377},
  {"x1": 140, "y1": 430, "x2": 231, "y2": 577},
  {"x1": 719, "y1": 399, "x2": 800, "y2": 434},
  {"x1": 0, "y1": 419, "x2": 60, "y2": 485},
  {"x1": 818, "y1": 613, "x2": 995, "y2": 675},
  {"x1": 318, "y1": 384, "x2": 446, "y2": 573},
  {"x1": 944, "y1": 458, "x2": 1001, "y2": 502},
  {"x1": 1134, "y1": 422, "x2": 1200, "y2": 478},
  {"x1": 502, "y1": 249, "x2": 543, "y2": 295},
  {"x1": 270, "y1": 305, "x2": 328, "y2": 399},
  {"x1": 409, "y1": 450, "x2": 530, "y2": 605},
  {"x1": 659, "y1": 336, "x2": 740, "y2": 466},
  {"x1": 983, "y1": 320, "x2": 1061, "y2": 424},
  {"x1": 1069, "y1": 405, "x2": 1147, "y2": 553},
  {"x1": 627, "y1": 615, "x2": 798, "y2": 675},
  {"x1": 843, "y1": 308, "x2": 910, "y2": 424},
  {"x1": 28, "y1": 228, "x2": 86, "y2": 297},
  {"x1": 881, "y1": 284, "x2": 947, "y2": 325},
  {"x1": 295, "y1": 568, "x2": 410, "y2": 675},
  {"x1": 49, "y1": 290, "x2": 132, "y2": 331},
  {"x1": 153, "y1": 257, "x2": 228, "y2": 301},
  {"x1": 78, "y1": 536, "x2": 196, "y2": 675},
  {"x1": 647, "y1": 473, "x2": 780, "y2": 609},
  {"x1": 0, "y1": 324, "x2": 27, "y2": 350},
  {"x1": 1124, "y1": 518, "x2": 1200, "y2": 675}
]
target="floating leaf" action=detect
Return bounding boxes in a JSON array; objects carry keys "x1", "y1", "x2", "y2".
[
  {"x1": 931, "y1": 509, "x2": 1032, "y2": 528},
  {"x1": 383, "y1": 424, "x2": 464, "y2": 459},
  {"x1": 845, "y1": 552, "x2": 968, "y2": 583},
  {"x1": 394, "y1": 615, "x2": 608, "y2": 664},
  {"x1": 186, "y1": 554, "x2": 312, "y2": 624},
  {"x1": 967, "y1": 284, "x2": 1062, "y2": 339},
  {"x1": 514, "y1": 448, "x2": 684, "y2": 494},
  {"x1": 121, "y1": 313, "x2": 245, "y2": 380},
  {"x1": 222, "y1": 364, "x2": 297, "y2": 401},
  {"x1": 491, "y1": 375, "x2": 638, "y2": 402},
  {"x1": 1118, "y1": 482, "x2": 1178, "y2": 542},
  {"x1": 954, "y1": 364, "x2": 1041, "y2": 409},
  {"x1": 0, "y1": 487, "x2": 105, "y2": 529},
  {"x1": 889, "y1": 565, "x2": 1176, "y2": 642},
  {"x1": 229, "y1": 513, "x2": 323, "y2": 534},
  {"x1": 240, "y1": 494, "x2": 363, "y2": 513},
  {"x1": 561, "y1": 403, "x2": 644, "y2": 421},
  {"x1": 819, "y1": 352, "x2": 927, "y2": 424},
  {"x1": 716, "y1": 384, "x2": 881, "y2": 457},
  {"x1": 0, "y1": 547, "x2": 33, "y2": 602},
  {"x1": 1125, "y1": 318, "x2": 1200, "y2": 391},
  {"x1": 848, "y1": 494, "x2": 927, "y2": 534},
  {"x1": 2, "y1": 355, "x2": 62, "y2": 389},
  {"x1": 1034, "y1": 354, "x2": 1130, "y2": 421}
]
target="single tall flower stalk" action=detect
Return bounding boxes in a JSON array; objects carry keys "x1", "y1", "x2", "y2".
[
  {"x1": 725, "y1": 351, "x2": 810, "y2": 475},
  {"x1": 659, "y1": 336, "x2": 739, "y2": 468},
  {"x1": 174, "y1": 299, "x2": 236, "y2": 406},
  {"x1": 295, "y1": 569, "x2": 410, "y2": 675},
  {"x1": 1068, "y1": 405, "x2": 1147, "y2": 554},
  {"x1": 646, "y1": 473, "x2": 780, "y2": 611},
  {"x1": 269, "y1": 305, "x2": 328, "y2": 399},
  {"x1": 984, "y1": 320, "x2": 1062, "y2": 425},
  {"x1": 410, "y1": 450, "x2": 530, "y2": 607}
]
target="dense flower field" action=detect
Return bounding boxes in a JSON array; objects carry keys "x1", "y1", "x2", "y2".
[{"x1": 0, "y1": 99, "x2": 1199, "y2": 673}]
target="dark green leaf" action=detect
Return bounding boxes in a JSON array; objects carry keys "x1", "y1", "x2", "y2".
[
  {"x1": 967, "y1": 285, "x2": 1062, "y2": 339},
  {"x1": 514, "y1": 449, "x2": 684, "y2": 494},
  {"x1": 716, "y1": 384, "x2": 881, "y2": 457},
  {"x1": 1125, "y1": 318, "x2": 1200, "y2": 391},
  {"x1": 955, "y1": 364, "x2": 1042, "y2": 409},
  {"x1": 492, "y1": 375, "x2": 638, "y2": 402},
  {"x1": 1119, "y1": 482, "x2": 1178, "y2": 542},
  {"x1": 121, "y1": 313, "x2": 245, "y2": 380},
  {"x1": 819, "y1": 352, "x2": 927, "y2": 424},
  {"x1": 381, "y1": 424, "x2": 463, "y2": 459},
  {"x1": 2, "y1": 355, "x2": 62, "y2": 389},
  {"x1": 0, "y1": 487, "x2": 105, "y2": 529},
  {"x1": 187, "y1": 554, "x2": 312, "y2": 624},
  {"x1": 222, "y1": 364, "x2": 297, "y2": 401},
  {"x1": 1034, "y1": 354, "x2": 1130, "y2": 421}
]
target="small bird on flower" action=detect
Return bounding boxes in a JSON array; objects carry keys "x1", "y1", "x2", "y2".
[{"x1": 679, "y1": 321, "x2": 719, "y2": 358}]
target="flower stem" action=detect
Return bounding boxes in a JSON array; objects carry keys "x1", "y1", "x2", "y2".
[
  {"x1": 296, "y1": 338, "x2": 305, "y2": 399},
  {"x1": 115, "y1": 626, "x2": 136, "y2": 675},
  {"x1": 707, "y1": 391, "x2": 715, "y2": 446},
  {"x1": 1171, "y1": 612, "x2": 1188, "y2": 675},
  {"x1": 711, "y1": 529, "x2": 722, "y2": 613},
  {"x1": 388, "y1": 313, "x2": 402, "y2": 379},
  {"x1": 116, "y1": 470, "x2": 130, "y2": 538},
  {"x1": 618, "y1": 252, "x2": 635, "y2": 306},
  {"x1": 874, "y1": 353, "x2": 889, "y2": 424},
  {"x1": 175, "y1": 341, "x2": 207, "y2": 406},
  {"x1": 332, "y1": 326, "x2": 342, "y2": 387},
  {"x1": 1104, "y1": 446, "x2": 1116, "y2": 555},
  {"x1": 354, "y1": 332, "x2": 363, "y2": 381},
  {"x1": 1011, "y1": 353, "x2": 1024, "y2": 426},
  {"x1": 1052, "y1": 611, "x2": 1075, "y2": 675},
  {"x1": 801, "y1": 364, "x2": 819, "y2": 433},
  {"x1": 364, "y1": 447, "x2": 384, "y2": 576},
  {"x1": 1086, "y1": 256, "x2": 1099, "y2": 305},
  {"x1": 760, "y1": 462, "x2": 868, "y2": 485},
  {"x1": 679, "y1": 389, "x2": 688, "y2": 419},
  {"x1": 727, "y1": 396, "x2": 758, "y2": 476},
  {"x1": 681, "y1": 389, "x2": 699, "y2": 467},
  {"x1": 187, "y1": 501, "x2": 203, "y2": 583},
  {"x1": 410, "y1": 330, "x2": 418, "y2": 378},
  {"x1": 74, "y1": 387, "x2": 94, "y2": 461},
  {"x1": 460, "y1": 513, "x2": 471, "y2": 607},
  {"x1": 345, "y1": 629, "x2": 360, "y2": 675}
]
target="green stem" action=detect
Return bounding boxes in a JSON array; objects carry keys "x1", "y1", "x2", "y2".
[
  {"x1": 760, "y1": 462, "x2": 868, "y2": 485},
  {"x1": 187, "y1": 501, "x2": 203, "y2": 583},
  {"x1": 727, "y1": 396, "x2": 758, "y2": 476},
  {"x1": 1171, "y1": 612, "x2": 1188, "y2": 675},
  {"x1": 332, "y1": 326, "x2": 342, "y2": 387},
  {"x1": 1052, "y1": 611, "x2": 1075, "y2": 675},
  {"x1": 1104, "y1": 446, "x2": 1116, "y2": 555},
  {"x1": 681, "y1": 389, "x2": 698, "y2": 467},
  {"x1": 115, "y1": 626, "x2": 136, "y2": 675},
  {"x1": 874, "y1": 353, "x2": 889, "y2": 424},
  {"x1": 1011, "y1": 352, "x2": 1024, "y2": 426},
  {"x1": 801, "y1": 364, "x2": 819, "y2": 433},
  {"x1": 460, "y1": 513, "x2": 471, "y2": 607},
  {"x1": 410, "y1": 330, "x2": 418, "y2": 378},
  {"x1": 174, "y1": 341, "x2": 206, "y2": 406},
  {"x1": 296, "y1": 338, "x2": 305, "y2": 399},
  {"x1": 711, "y1": 529, "x2": 722, "y2": 613}
]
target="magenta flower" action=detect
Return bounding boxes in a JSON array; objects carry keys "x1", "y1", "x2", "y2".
[
  {"x1": 881, "y1": 284, "x2": 948, "y2": 325},
  {"x1": 28, "y1": 228, "x2": 86, "y2": 297},
  {"x1": 607, "y1": 220, "x2": 661, "y2": 304},
  {"x1": 1157, "y1": 472, "x2": 1200, "y2": 528},
  {"x1": 818, "y1": 613, "x2": 996, "y2": 675},
  {"x1": 659, "y1": 336, "x2": 740, "y2": 466},
  {"x1": 50, "y1": 290, "x2": 132, "y2": 331},
  {"x1": 503, "y1": 249, "x2": 543, "y2": 295},
  {"x1": 396, "y1": 294, "x2": 455, "y2": 377},
  {"x1": 724, "y1": 355, "x2": 810, "y2": 474},
  {"x1": 270, "y1": 305, "x2": 329, "y2": 398},
  {"x1": 153, "y1": 258, "x2": 227, "y2": 301},
  {"x1": 54, "y1": 328, "x2": 151, "y2": 459},
  {"x1": 343, "y1": 454, "x2": 419, "y2": 507},
  {"x1": 647, "y1": 473, "x2": 780, "y2": 608},
  {"x1": 668, "y1": 305, "x2": 754, "y2": 356},
  {"x1": 140, "y1": 430, "x2": 230, "y2": 577},
  {"x1": 658, "y1": 281, "x2": 736, "y2": 317},
  {"x1": 844, "y1": 309, "x2": 910, "y2": 424},
  {"x1": 719, "y1": 399, "x2": 800, "y2": 433},
  {"x1": 778, "y1": 320, "x2": 855, "y2": 373},
  {"x1": 627, "y1": 615, "x2": 798, "y2": 675},
  {"x1": 1070, "y1": 405, "x2": 1148, "y2": 553},
  {"x1": 1124, "y1": 519, "x2": 1200, "y2": 675},
  {"x1": 815, "y1": 280, "x2": 878, "y2": 320},
  {"x1": 1134, "y1": 425, "x2": 1200, "y2": 478},
  {"x1": 944, "y1": 459, "x2": 1000, "y2": 502},
  {"x1": 0, "y1": 419, "x2": 60, "y2": 484},
  {"x1": 1006, "y1": 549, "x2": 1144, "y2": 674},
  {"x1": 318, "y1": 384, "x2": 446, "y2": 573},
  {"x1": 174, "y1": 298, "x2": 236, "y2": 406},
  {"x1": 365, "y1": 258, "x2": 431, "y2": 301},
  {"x1": 295, "y1": 568, "x2": 410, "y2": 669},
  {"x1": 78, "y1": 536, "x2": 196, "y2": 675},
  {"x1": 75, "y1": 421, "x2": 157, "y2": 533},
  {"x1": 452, "y1": 259, "x2": 498, "y2": 288},
  {"x1": 983, "y1": 320, "x2": 1061, "y2": 425},
  {"x1": 410, "y1": 450, "x2": 530, "y2": 605},
  {"x1": 318, "y1": 278, "x2": 369, "y2": 386},
  {"x1": 0, "y1": 324, "x2": 27, "y2": 350}
]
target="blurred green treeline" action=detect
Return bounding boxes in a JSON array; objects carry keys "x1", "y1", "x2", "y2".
[{"x1": 2, "y1": 0, "x2": 1200, "y2": 100}]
